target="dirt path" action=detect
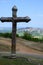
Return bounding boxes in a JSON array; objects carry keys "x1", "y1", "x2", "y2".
[{"x1": 0, "y1": 37, "x2": 43, "y2": 54}]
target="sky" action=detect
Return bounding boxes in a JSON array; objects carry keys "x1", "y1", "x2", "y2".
[{"x1": 0, "y1": 0, "x2": 43, "y2": 28}]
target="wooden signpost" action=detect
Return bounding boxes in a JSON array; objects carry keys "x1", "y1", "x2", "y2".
[{"x1": 0, "y1": 5, "x2": 31, "y2": 56}]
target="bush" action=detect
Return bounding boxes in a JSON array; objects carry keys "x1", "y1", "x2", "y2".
[
  {"x1": 16, "y1": 34, "x2": 19, "y2": 37},
  {"x1": 22, "y1": 32, "x2": 32, "y2": 40}
]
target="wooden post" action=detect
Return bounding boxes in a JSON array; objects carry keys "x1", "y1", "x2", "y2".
[{"x1": 11, "y1": 6, "x2": 17, "y2": 54}]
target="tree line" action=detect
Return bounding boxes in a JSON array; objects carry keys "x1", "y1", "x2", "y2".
[
  {"x1": 0, "y1": 32, "x2": 43, "y2": 42},
  {"x1": 21, "y1": 32, "x2": 43, "y2": 42},
  {"x1": 0, "y1": 33, "x2": 19, "y2": 38}
]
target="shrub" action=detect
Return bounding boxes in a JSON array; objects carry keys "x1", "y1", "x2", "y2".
[
  {"x1": 22, "y1": 32, "x2": 32, "y2": 40},
  {"x1": 16, "y1": 34, "x2": 19, "y2": 37}
]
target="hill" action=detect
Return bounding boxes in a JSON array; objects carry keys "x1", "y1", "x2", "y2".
[
  {"x1": 17, "y1": 27, "x2": 43, "y2": 39},
  {"x1": 0, "y1": 27, "x2": 43, "y2": 39}
]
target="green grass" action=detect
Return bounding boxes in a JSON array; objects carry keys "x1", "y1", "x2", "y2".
[
  {"x1": 0, "y1": 57, "x2": 34, "y2": 65},
  {"x1": 0, "y1": 57, "x2": 43, "y2": 65}
]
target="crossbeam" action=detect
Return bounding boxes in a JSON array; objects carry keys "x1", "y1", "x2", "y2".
[{"x1": 0, "y1": 16, "x2": 31, "y2": 22}]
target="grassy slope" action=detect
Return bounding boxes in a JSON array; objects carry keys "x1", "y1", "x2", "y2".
[
  {"x1": 0, "y1": 57, "x2": 43, "y2": 65},
  {"x1": 0, "y1": 57, "x2": 33, "y2": 65}
]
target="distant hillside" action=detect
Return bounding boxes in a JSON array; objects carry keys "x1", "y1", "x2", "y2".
[
  {"x1": 17, "y1": 27, "x2": 43, "y2": 39},
  {"x1": 0, "y1": 27, "x2": 43, "y2": 39}
]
